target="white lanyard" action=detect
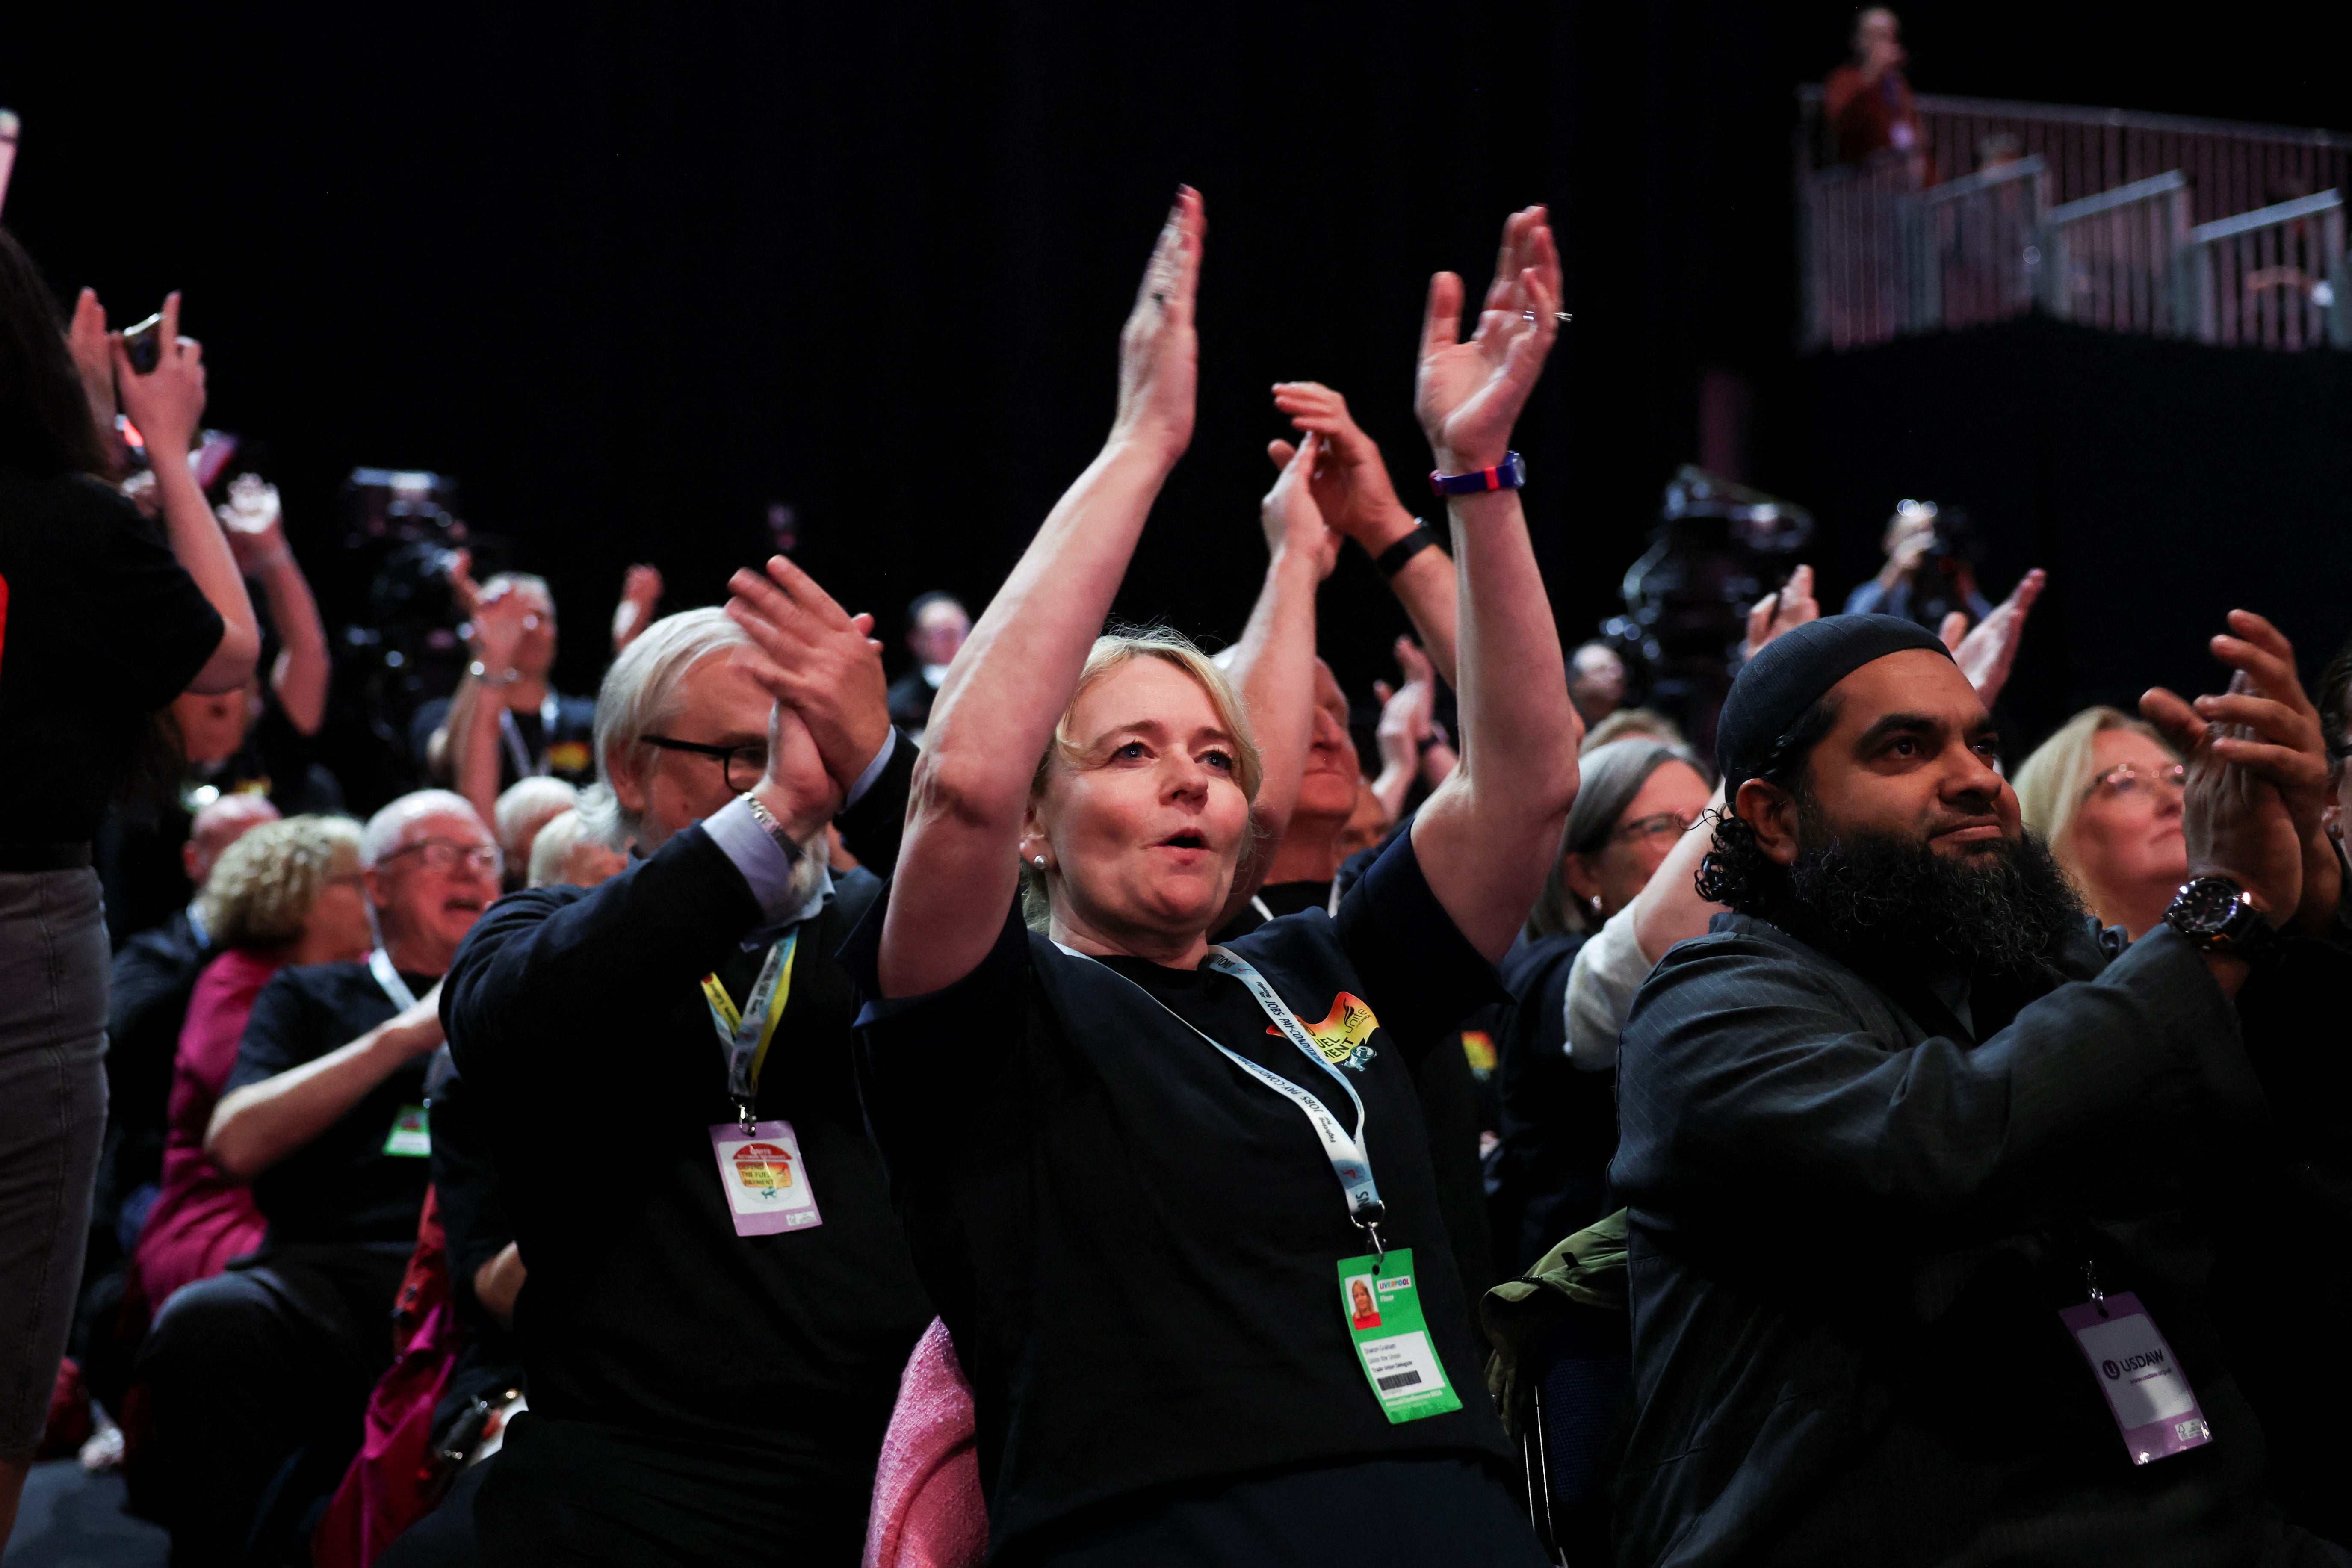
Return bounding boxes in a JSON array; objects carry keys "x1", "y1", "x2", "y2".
[
  {"x1": 1064, "y1": 942, "x2": 1389, "y2": 1255},
  {"x1": 368, "y1": 948, "x2": 419, "y2": 1012},
  {"x1": 702, "y1": 932, "x2": 799, "y2": 1132},
  {"x1": 497, "y1": 690, "x2": 563, "y2": 780}
]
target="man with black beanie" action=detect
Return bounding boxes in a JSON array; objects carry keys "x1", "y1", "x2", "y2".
[{"x1": 1609, "y1": 611, "x2": 2349, "y2": 1567}]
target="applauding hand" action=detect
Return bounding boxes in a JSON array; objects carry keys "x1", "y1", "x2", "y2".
[
  {"x1": 1416, "y1": 206, "x2": 1562, "y2": 472},
  {"x1": 1743, "y1": 565, "x2": 1820, "y2": 660},
  {"x1": 1268, "y1": 382, "x2": 1415, "y2": 551},
  {"x1": 725, "y1": 555, "x2": 892, "y2": 805},
  {"x1": 1938, "y1": 567, "x2": 2045, "y2": 708},
  {"x1": 1259, "y1": 433, "x2": 1340, "y2": 580},
  {"x1": 216, "y1": 475, "x2": 291, "y2": 575},
  {"x1": 2144, "y1": 610, "x2": 2333, "y2": 929},
  {"x1": 1109, "y1": 187, "x2": 1204, "y2": 464},
  {"x1": 67, "y1": 287, "x2": 114, "y2": 445}
]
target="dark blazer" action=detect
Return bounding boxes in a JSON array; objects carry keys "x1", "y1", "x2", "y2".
[
  {"x1": 1610, "y1": 909, "x2": 2299, "y2": 1568},
  {"x1": 439, "y1": 748, "x2": 930, "y2": 1533}
]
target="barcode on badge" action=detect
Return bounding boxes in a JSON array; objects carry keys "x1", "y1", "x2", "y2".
[{"x1": 1377, "y1": 1370, "x2": 1423, "y2": 1391}]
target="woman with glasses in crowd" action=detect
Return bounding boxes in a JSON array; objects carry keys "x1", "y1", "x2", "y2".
[
  {"x1": 1491, "y1": 739, "x2": 1711, "y2": 1269},
  {"x1": 823, "y1": 193, "x2": 1577, "y2": 1566},
  {"x1": 2012, "y1": 706, "x2": 2187, "y2": 938}
]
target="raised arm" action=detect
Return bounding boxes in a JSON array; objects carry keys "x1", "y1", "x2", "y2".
[
  {"x1": 1215, "y1": 434, "x2": 1337, "y2": 916},
  {"x1": 1269, "y1": 381, "x2": 1458, "y2": 687},
  {"x1": 217, "y1": 476, "x2": 331, "y2": 733},
  {"x1": 874, "y1": 189, "x2": 1203, "y2": 999},
  {"x1": 1369, "y1": 638, "x2": 1438, "y2": 821},
  {"x1": 448, "y1": 582, "x2": 535, "y2": 826},
  {"x1": 1406, "y1": 207, "x2": 1581, "y2": 960},
  {"x1": 112, "y1": 293, "x2": 260, "y2": 695}
]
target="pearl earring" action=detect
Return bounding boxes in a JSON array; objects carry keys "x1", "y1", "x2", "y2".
[{"x1": 1033, "y1": 855, "x2": 1047, "y2": 870}]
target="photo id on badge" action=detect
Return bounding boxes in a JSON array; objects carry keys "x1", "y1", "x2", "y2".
[
  {"x1": 2059, "y1": 1290, "x2": 2212, "y2": 1465},
  {"x1": 1335, "y1": 1249, "x2": 1460, "y2": 1424},
  {"x1": 707, "y1": 1119, "x2": 823, "y2": 1237}
]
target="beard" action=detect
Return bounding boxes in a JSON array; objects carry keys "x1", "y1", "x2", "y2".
[{"x1": 1783, "y1": 809, "x2": 2085, "y2": 974}]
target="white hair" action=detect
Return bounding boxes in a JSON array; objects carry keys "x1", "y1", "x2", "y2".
[
  {"x1": 360, "y1": 789, "x2": 486, "y2": 868},
  {"x1": 526, "y1": 807, "x2": 585, "y2": 888},
  {"x1": 494, "y1": 776, "x2": 579, "y2": 853},
  {"x1": 575, "y1": 608, "x2": 754, "y2": 852}
]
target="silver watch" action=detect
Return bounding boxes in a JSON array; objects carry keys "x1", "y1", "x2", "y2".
[{"x1": 739, "y1": 793, "x2": 804, "y2": 863}]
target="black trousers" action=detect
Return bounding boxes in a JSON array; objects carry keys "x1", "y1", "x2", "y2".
[
  {"x1": 129, "y1": 1247, "x2": 406, "y2": 1567},
  {"x1": 476, "y1": 1411, "x2": 872, "y2": 1567}
]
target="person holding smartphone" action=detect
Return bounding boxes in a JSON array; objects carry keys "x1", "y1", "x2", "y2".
[{"x1": 0, "y1": 240, "x2": 257, "y2": 1545}]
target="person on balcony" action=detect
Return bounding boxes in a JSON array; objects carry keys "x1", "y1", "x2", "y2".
[{"x1": 1825, "y1": 7, "x2": 1933, "y2": 182}]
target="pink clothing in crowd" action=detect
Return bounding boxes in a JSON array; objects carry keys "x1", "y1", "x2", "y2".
[
  {"x1": 862, "y1": 1317, "x2": 986, "y2": 1568},
  {"x1": 131, "y1": 947, "x2": 279, "y2": 1308}
]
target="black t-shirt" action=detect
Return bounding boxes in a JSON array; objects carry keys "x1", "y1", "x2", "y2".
[
  {"x1": 1221, "y1": 876, "x2": 1501, "y2": 1338},
  {"x1": 223, "y1": 959, "x2": 435, "y2": 1249},
  {"x1": 0, "y1": 470, "x2": 222, "y2": 843},
  {"x1": 849, "y1": 832, "x2": 1513, "y2": 1557},
  {"x1": 442, "y1": 824, "x2": 934, "y2": 1533},
  {"x1": 409, "y1": 690, "x2": 597, "y2": 788}
]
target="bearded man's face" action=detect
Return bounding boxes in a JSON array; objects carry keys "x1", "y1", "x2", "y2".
[{"x1": 1737, "y1": 649, "x2": 2083, "y2": 968}]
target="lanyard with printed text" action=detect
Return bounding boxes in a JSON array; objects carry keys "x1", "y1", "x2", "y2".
[
  {"x1": 369, "y1": 948, "x2": 419, "y2": 1013},
  {"x1": 1065, "y1": 942, "x2": 1389, "y2": 1258},
  {"x1": 702, "y1": 931, "x2": 798, "y2": 1134}
]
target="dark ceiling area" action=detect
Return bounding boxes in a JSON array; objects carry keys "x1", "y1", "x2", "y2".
[{"x1": 6, "y1": 2, "x2": 2345, "y2": 750}]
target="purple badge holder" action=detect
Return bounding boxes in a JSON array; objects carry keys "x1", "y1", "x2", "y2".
[{"x1": 2059, "y1": 1289, "x2": 2212, "y2": 1465}]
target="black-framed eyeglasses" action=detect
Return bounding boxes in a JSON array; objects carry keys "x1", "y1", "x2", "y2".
[
  {"x1": 377, "y1": 837, "x2": 503, "y2": 877},
  {"x1": 642, "y1": 734, "x2": 768, "y2": 793}
]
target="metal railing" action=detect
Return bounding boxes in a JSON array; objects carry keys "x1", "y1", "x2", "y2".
[
  {"x1": 2178, "y1": 190, "x2": 2349, "y2": 350},
  {"x1": 1908, "y1": 157, "x2": 2046, "y2": 333},
  {"x1": 2040, "y1": 171, "x2": 2192, "y2": 334},
  {"x1": 1799, "y1": 154, "x2": 1919, "y2": 351},
  {"x1": 1797, "y1": 88, "x2": 2351, "y2": 352},
  {"x1": 1798, "y1": 87, "x2": 2351, "y2": 223}
]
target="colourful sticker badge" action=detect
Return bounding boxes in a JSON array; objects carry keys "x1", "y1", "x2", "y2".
[
  {"x1": 1273, "y1": 992, "x2": 1380, "y2": 1072},
  {"x1": 707, "y1": 1119, "x2": 823, "y2": 1237},
  {"x1": 382, "y1": 1105, "x2": 431, "y2": 1158},
  {"x1": 1336, "y1": 1249, "x2": 1461, "y2": 1423}
]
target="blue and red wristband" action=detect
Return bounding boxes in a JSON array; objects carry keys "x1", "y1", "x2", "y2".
[{"x1": 1429, "y1": 451, "x2": 1527, "y2": 497}]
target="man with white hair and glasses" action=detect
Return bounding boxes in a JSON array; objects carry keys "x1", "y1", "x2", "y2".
[
  {"x1": 443, "y1": 588, "x2": 925, "y2": 1565},
  {"x1": 130, "y1": 789, "x2": 500, "y2": 1565}
]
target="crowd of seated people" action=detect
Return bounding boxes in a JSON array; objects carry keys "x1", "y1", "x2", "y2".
[{"x1": 3, "y1": 183, "x2": 2349, "y2": 1568}]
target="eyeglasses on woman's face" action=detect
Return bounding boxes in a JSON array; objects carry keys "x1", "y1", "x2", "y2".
[
  {"x1": 1610, "y1": 810, "x2": 1704, "y2": 847},
  {"x1": 641, "y1": 734, "x2": 769, "y2": 794},
  {"x1": 2085, "y1": 762, "x2": 2186, "y2": 803}
]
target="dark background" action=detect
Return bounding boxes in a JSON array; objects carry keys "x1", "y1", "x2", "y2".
[{"x1": 4, "y1": 1, "x2": 2347, "y2": 804}]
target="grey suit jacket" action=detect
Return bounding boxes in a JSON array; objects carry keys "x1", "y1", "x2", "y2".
[{"x1": 1609, "y1": 909, "x2": 2311, "y2": 1568}]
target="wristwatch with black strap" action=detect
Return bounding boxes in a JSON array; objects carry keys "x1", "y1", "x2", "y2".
[{"x1": 2162, "y1": 874, "x2": 2283, "y2": 965}]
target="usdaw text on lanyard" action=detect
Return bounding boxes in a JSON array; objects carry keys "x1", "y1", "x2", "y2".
[
  {"x1": 368, "y1": 951, "x2": 432, "y2": 1158},
  {"x1": 1068, "y1": 943, "x2": 1462, "y2": 1423},
  {"x1": 701, "y1": 931, "x2": 824, "y2": 1237}
]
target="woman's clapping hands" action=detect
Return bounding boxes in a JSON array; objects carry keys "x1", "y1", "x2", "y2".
[
  {"x1": 1415, "y1": 205, "x2": 1563, "y2": 473},
  {"x1": 1110, "y1": 187, "x2": 1204, "y2": 464}
]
